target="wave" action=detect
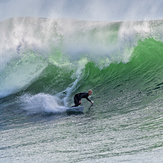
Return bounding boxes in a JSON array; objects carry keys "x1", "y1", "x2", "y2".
[{"x1": 1, "y1": 17, "x2": 163, "y2": 113}]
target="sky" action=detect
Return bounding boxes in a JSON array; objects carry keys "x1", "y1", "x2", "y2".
[{"x1": 0, "y1": 0, "x2": 163, "y2": 22}]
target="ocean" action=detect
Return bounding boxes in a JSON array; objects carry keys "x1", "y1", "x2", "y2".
[{"x1": 0, "y1": 17, "x2": 163, "y2": 163}]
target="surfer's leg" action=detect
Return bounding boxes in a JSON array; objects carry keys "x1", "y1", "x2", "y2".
[
  {"x1": 72, "y1": 96, "x2": 80, "y2": 107},
  {"x1": 75, "y1": 103, "x2": 80, "y2": 107}
]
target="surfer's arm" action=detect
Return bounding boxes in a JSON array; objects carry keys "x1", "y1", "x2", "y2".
[{"x1": 86, "y1": 97, "x2": 93, "y2": 104}]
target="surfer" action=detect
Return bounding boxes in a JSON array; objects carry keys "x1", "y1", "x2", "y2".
[{"x1": 72, "y1": 89, "x2": 93, "y2": 107}]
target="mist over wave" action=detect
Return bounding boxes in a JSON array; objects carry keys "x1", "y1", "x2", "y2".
[{"x1": 1, "y1": 0, "x2": 163, "y2": 21}]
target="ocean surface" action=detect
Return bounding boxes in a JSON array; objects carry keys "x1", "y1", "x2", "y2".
[{"x1": 0, "y1": 17, "x2": 163, "y2": 163}]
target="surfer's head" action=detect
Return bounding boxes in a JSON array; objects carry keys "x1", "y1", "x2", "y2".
[{"x1": 88, "y1": 89, "x2": 93, "y2": 95}]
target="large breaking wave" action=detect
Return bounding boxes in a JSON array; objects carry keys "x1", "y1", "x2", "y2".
[{"x1": 0, "y1": 17, "x2": 163, "y2": 113}]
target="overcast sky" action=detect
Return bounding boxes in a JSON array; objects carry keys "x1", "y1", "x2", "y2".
[{"x1": 0, "y1": 0, "x2": 163, "y2": 22}]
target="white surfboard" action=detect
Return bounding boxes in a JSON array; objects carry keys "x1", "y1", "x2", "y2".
[{"x1": 66, "y1": 106, "x2": 84, "y2": 112}]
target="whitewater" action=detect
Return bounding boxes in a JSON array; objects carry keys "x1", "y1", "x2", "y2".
[{"x1": 0, "y1": 17, "x2": 163, "y2": 163}]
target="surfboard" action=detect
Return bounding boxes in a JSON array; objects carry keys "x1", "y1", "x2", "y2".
[{"x1": 66, "y1": 106, "x2": 84, "y2": 112}]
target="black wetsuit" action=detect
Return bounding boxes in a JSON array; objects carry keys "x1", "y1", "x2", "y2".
[{"x1": 73, "y1": 92, "x2": 91, "y2": 107}]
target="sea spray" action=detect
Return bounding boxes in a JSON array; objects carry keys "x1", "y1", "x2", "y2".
[
  {"x1": 20, "y1": 93, "x2": 67, "y2": 114},
  {"x1": 62, "y1": 57, "x2": 89, "y2": 106}
]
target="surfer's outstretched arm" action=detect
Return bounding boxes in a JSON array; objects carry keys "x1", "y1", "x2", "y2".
[{"x1": 86, "y1": 97, "x2": 93, "y2": 104}]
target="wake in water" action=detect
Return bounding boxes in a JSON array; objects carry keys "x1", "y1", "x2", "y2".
[{"x1": 19, "y1": 93, "x2": 67, "y2": 114}]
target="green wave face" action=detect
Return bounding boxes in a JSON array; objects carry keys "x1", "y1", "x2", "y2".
[{"x1": 78, "y1": 38, "x2": 163, "y2": 111}]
